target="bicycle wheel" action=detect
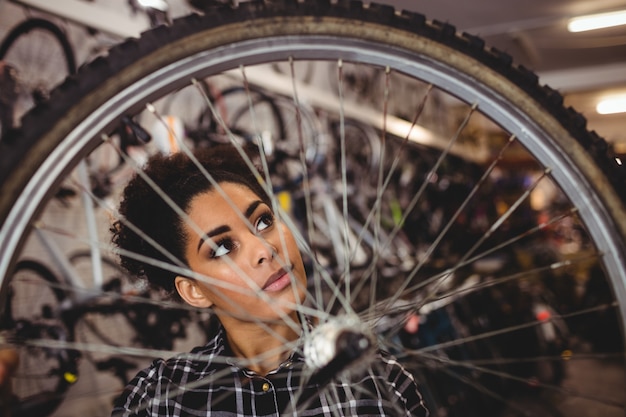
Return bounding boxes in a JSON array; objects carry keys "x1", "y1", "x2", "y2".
[
  {"x1": 0, "y1": 18, "x2": 76, "y2": 130},
  {"x1": 69, "y1": 250, "x2": 152, "y2": 366},
  {"x1": 69, "y1": 251, "x2": 208, "y2": 411},
  {"x1": 69, "y1": 251, "x2": 208, "y2": 353},
  {"x1": 3, "y1": 260, "x2": 78, "y2": 417},
  {"x1": 0, "y1": 1, "x2": 625, "y2": 416}
]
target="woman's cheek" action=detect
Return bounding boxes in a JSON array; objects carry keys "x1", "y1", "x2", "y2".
[{"x1": 279, "y1": 225, "x2": 298, "y2": 251}]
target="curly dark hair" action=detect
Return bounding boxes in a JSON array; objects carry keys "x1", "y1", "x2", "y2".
[{"x1": 111, "y1": 144, "x2": 270, "y2": 298}]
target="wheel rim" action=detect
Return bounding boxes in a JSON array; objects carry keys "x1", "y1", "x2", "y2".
[{"x1": 0, "y1": 18, "x2": 624, "y2": 415}]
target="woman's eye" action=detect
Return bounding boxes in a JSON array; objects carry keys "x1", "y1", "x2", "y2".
[
  {"x1": 211, "y1": 239, "x2": 233, "y2": 258},
  {"x1": 256, "y1": 212, "x2": 275, "y2": 232}
]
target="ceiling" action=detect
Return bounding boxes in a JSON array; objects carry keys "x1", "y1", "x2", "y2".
[
  {"x1": 384, "y1": 0, "x2": 626, "y2": 77},
  {"x1": 2, "y1": 0, "x2": 625, "y2": 150},
  {"x1": 376, "y1": 0, "x2": 626, "y2": 152}
]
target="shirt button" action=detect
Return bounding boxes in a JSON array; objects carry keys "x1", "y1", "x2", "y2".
[{"x1": 262, "y1": 382, "x2": 271, "y2": 392}]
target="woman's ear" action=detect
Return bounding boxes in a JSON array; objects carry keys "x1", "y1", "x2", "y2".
[{"x1": 175, "y1": 277, "x2": 213, "y2": 308}]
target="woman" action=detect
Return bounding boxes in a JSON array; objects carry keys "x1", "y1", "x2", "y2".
[{"x1": 110, "y1": 144, "x2": 428, "y2": 416}]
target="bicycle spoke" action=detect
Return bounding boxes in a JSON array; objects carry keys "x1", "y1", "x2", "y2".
[{"x1": 1, "y1": 3, "x2": 624, "y2": 415}]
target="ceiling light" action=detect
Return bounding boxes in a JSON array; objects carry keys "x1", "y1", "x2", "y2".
[
  {"x1": 568, "y1": 10, "x2": 626, "y2": 32},
  {"x1": 596, "y1": 95, "x2": 626, "y2": 114},
  {"x1": 137, "y1": 0, "x2": 168, "y2": 12}
]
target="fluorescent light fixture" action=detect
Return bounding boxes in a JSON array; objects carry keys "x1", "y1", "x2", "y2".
[
  {"x1": 596, "y1": 95, "x2": 626, "y2": 114},
  {"x1": 137, "y1": 0, "x2": 168, "y2": 11},
  {"x1": 568, "y1": 10, "x2": 626, "y2": 32}
]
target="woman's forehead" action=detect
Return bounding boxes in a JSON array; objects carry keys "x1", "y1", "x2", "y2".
[{"x1": 188, "y1": 182, "x2": 263, "y2": 218}]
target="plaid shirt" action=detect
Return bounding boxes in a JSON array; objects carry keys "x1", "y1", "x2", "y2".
[{"x1": 112, "y1": 319, "x2": 428, "y2": 417}]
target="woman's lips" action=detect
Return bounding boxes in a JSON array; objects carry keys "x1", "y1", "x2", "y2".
[{"x1": 262, "y1": 266, "x2": 292, "y2": 292}]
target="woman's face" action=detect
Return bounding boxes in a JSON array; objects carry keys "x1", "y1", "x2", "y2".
[{"x1": 180, "y1": 182, "x2": 307, "y2": 322}]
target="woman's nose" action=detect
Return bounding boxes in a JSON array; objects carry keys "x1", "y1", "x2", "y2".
[{"x1": 250, "y1": 235, "x2": 276, "y2": 266}]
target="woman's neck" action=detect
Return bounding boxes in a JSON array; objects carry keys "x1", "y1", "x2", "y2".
[{"x1": 218, "y1": 312, "x2": 301, "y2": 375}]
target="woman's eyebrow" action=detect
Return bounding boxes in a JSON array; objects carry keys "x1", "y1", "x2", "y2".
[
  {"x1": 197, "y1": 225, "x2": 230, "y2": 253},
  {"x1": 196, "y1": 200, "x2": 265, "y2": 252},
  {"x1": 244, "y1": 200, "x2": 263, "y2": 218}
]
